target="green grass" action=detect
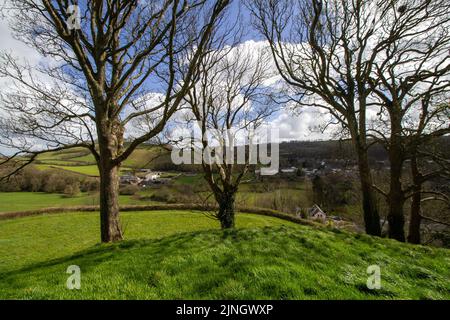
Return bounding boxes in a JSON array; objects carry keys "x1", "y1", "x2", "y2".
[
  {"x1": 0, "y1": 211, "x2": 449, "y2": 299},
  {"x1": 122, "y1": 148, "x2": 161, "y2": 168},
  {"x1": 0, "y1": 192, "x2": 96, "y2": 212},
  {"x1": 36, "y1": 148, "x2": 90, "y2": 161},
  {"x1": 0, "y1": 192, "x2": 160, "y2": 213},
  {"x1": 35, "y1": 164, "x2": 100, "y2": 176},
  {"x1": 173, "y1": 174, "x2": 204, "y2": 185},
  {"x1": 67, "y1": 153, "x2": 96, "y2": 164},
  {"x1": 34, "y1": 164, "x2": 134, "y2": 177},
  {"x1": 35, "y1": 145, "x2": 169, "y2": 170}
]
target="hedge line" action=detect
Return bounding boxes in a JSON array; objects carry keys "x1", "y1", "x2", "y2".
[{"x1": 0, "y1": 204, "x2": 320, "y2": 228}]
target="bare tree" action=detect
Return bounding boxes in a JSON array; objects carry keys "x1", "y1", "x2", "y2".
[
  {"x1": 373, "y1": 99, "x2": 450, "y2": 244},
  {"x1": 247, "y1": 0, "x2": 382, "y2": 235},
  {"x1": 0, "y1": 0, "x2": 230, "y2": 242},
  {"x1": 407, "y1": 138, "x2": 450, "y2": 244},
  {"x1": 371, "y1": 100, "x2": 450, "y2": 243},
  {"x1": 180, "y1": 38, "x2": 276, "y2": 229},
  {"x1": 364, "y1": 1, "x2": 450, "y2": 241},
  {"x1": 248, "y1": 0, "x2": 450, "y2": 240}
]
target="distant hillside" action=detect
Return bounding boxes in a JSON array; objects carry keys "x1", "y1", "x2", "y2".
[
  {"x1": 34, "y1": 145, "x2": 173, "y2": 176},
  {"x1": 285, "y1": 136, "x2": 450, "y2": 169},
  {"x1": 32, "y1": 136, "x2": 450, "y2": 175}
]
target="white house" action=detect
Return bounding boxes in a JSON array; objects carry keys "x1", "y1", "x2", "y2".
[
  {"x1": 309, "y1": 204, "x2": 327, "y2": 220},
  {"x1": 145, "y1": 172, "x2": 161, "y2": 182},
  {"x1": 120, "y1": 174, "x2": 141, "y2": 185},
  {"x1": 296, "y1": 204, "x2": 327, "y2": 221}
]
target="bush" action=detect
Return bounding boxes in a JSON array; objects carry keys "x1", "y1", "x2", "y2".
[
  {"x1": 0, "y1": 164, "x2": 100, "y2": 195},
  {"x1": 311, "y1": 173, "x2": 358, "y2": 210},
  {"x1": 63, "y1": 182, "x2": 80, "y2": 197},
  {"x1": 149, "y1": 187, "x2": 176, "y2": 203},
  {"x1": 0, "y1": 165, "x2": 41, "y2": 192},
  {"x1": 119, "y1": 185, "x2": 140, "y2": 195},
  {"x1": 147, "y1": 185, "x2": 201, "y2": 204},
  {"x1": 81, "y1": 178, "x2": 100, "y2": 192},
  {"x1": 254, "y1": 190, "x2": 300, "y2": 214}
]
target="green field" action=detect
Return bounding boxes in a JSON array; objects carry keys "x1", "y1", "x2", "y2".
[
  {"x1": 34, "y1": 145, "x2": 170, "y2": 174},
  {"x1": 173, "y1": 174, "x2": 203, "y2": 185},
  {"x1": 0, "y1": 192, "x2": 160, "y2": 213},
  {"x1": 122, "y1": 148, "x2": 164, "y2": 168},
  {"x1": 68, "y1": 153, "x2": 96, "y2": 164},
  {"x1": 35, "y1": 164, "x2": 100, "y2": 176},
  {"x1": 0, "y1": 211, "x2": 449, "y2": 299}
]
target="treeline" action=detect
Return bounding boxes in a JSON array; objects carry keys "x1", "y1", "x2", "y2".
[
  {"x1": 0, "y1": 165, "x2": 99, "y2": 196},
  {"x1": 150, "y1": 136, "x2": 450, "y2": 171},
  {"x1": 279, "y1": 137, "x2": 450, "y2": 164}
]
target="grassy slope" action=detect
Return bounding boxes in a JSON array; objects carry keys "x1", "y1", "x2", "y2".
[
  {"x1": 0, "y1": 211, "x2": 449, "y2": 299},
  {"x1": 122, "y1": 148, "x2": 161, "y2": 168},
  {"x1": 35, "y1": 145, "x2": 168, "y2": 175},
  {"x1": 34, "y1": 164, "x2": 101, "y2": 176},
  {"x1": 36, "y1": 148, "x2": 88, "y2": 160}
]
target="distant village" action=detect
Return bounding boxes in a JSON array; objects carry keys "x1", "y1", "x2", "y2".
[
  {"x1": 118, "y1": 158, "x2": 371, "y2": 232},
  {"x1": 120, "y1": 170, "x2": 167, "y2": 187},
  {"x1": 254, "y1": 157, "x2": 381, "y2": 180},
  {"x1": 121, "y1": 156, "x2": 393, "y2": 187}
]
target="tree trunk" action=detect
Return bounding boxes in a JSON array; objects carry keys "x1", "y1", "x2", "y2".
[
  {"x1": 356, "y1": 147, "x2": 381, "y2": 236},
  {"x1": 218, "y1": 193, "x2": 236, "y2": 229},
  {"x1": 407, "y1": 154, "x2": 422, "y2": 244},
  {"x1": 408, "y1": 191, "x2": 422, "y2": 244},
  {"x1": 387, "y1": 140, "x2": 406, "y2": 242},
  {"x1": 97, "y1": 119, "x2": 124, "y2": 243},
  {"x1": 99, "y1": 161, "x2": 123, "y2": 242}
]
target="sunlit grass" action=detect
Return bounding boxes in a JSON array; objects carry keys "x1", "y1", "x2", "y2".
[
  {"x1": 0, "y1": 211, "x2": 448, "y2": 300},
  {"x1": 0, "y1": 192, "x2": 158, "y2": 213}
]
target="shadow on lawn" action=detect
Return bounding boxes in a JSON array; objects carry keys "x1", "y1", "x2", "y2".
[{"x1": 0, "y1": 227, "x2": 253, "y2": 280}]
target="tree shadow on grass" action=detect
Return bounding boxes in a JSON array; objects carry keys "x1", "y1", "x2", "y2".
[
  {"x1": 1, "y1": 226, "x2": 299, "y2": 300},
  {"x1": 0, "y1": 227, "x2": 264, "y2": 282},
  {"x1": 3, "y1": 225, "x2": 445, "y2": 299},
  {"x1": 0, "y1": 229, "x2": 232, "y2": 298}
]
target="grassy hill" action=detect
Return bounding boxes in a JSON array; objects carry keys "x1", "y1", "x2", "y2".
[
  {"x1": 34, "y1": 145, "x2": 170, "y2": 176},
  {"x1": 0, "y1": 211, "x2": 449, "y2": 299}
]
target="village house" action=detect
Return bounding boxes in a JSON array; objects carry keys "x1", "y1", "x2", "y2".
[
  {"x1": 255, "y1": 167, "x2": 298, "y2": 179},
  {"x1": 120, "y1": 174, "x2": 141, "y2": 185},
  {"x1": 308, "y1": 204, "x2": 327, "y2": 220},
  {"x1": 297, "y1": 204, "x2": 327, "y2": 221},
  {"x1": 138, "y1": 171, "x2": 163, "y2": 187},
  {"x1": 145, "y1": 172, "x2": 161, "y2": 182},
  {"x1": 280, "y1": 167, "x2": 298, "y2": 175}
]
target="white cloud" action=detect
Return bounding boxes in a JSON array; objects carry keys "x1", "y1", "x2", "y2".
[
  {"x1": 0, "y1": 19, "x2": 41, "y2": 65},
  {"x1": 269, "y1": 109, "x2": 332, "y2": 141}
]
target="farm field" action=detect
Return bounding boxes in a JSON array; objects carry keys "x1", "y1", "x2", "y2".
[
  {"x1": 0, "y1": 192, "x2": 160, "y2": 213},
  {"x1": 34, "y1": 164, "x2": 101, "y2": 176},
  {"x1": 34, "y1": 145, "x2": 170, "y2": 175}
]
